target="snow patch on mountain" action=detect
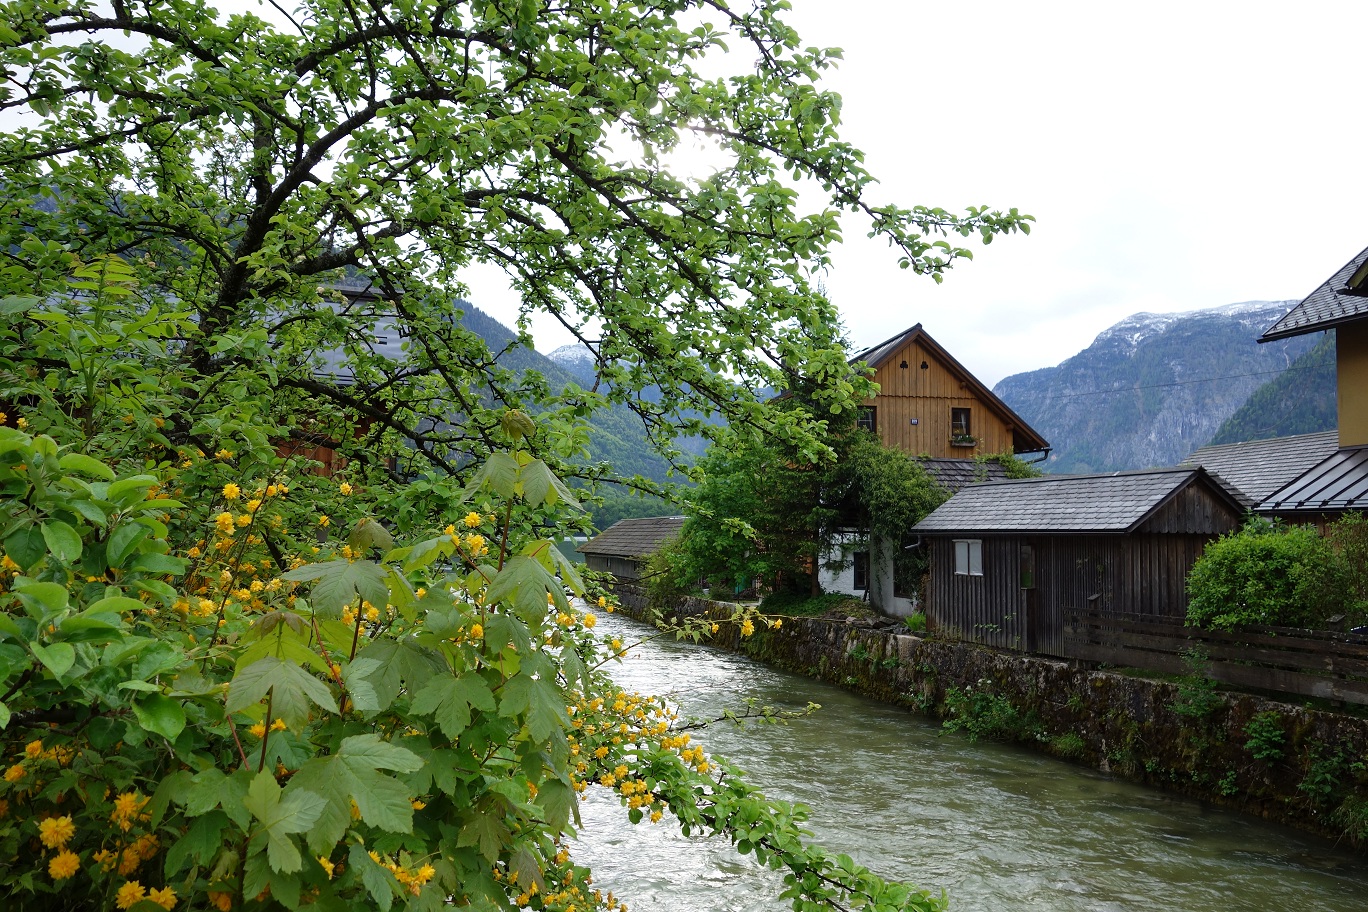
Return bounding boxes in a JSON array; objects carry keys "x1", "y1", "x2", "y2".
[{"x1": 1093, "y1": 300, "x2": 1296, "y2": 351}]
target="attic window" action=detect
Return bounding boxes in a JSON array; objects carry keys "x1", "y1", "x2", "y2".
[
  {"x1": 951, "y1": 408, "x2": 971, "y2": 436},
  {"x1": 856, "y1": 406, "x2": 876, "y2": 433},
  {"x1": 953, "y1": 539, "x2": 982, "y2": 577}
]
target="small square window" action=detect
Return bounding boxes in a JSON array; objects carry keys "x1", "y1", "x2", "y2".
[
  {"x1": 856, "y1": 407, "x2": 876, "y2": 433},
  {"x1": 953, "y1": 539, "x2": 983, "y2": 577}
]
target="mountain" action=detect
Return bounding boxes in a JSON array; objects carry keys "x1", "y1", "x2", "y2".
[
  {"x1": 1209, "y1": 332, "x2": 1336, "y2": 445},
  {"x1": 993, "y1": 301, "x2": 1324, "y2": 474}
]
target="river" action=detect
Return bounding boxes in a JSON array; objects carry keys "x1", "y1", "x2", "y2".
[{"x1": 570, "y1": 613, "x2": 1368, "y2": 912}]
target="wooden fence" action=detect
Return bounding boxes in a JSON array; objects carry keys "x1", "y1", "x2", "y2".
[{"x1": 1062, "y1": 610, "x2": 1368, "y2": 706}]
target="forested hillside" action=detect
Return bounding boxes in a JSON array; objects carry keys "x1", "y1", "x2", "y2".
[
  {"x1": 994, "y1": 301, "x2": 1322, "y2": 473},
  {"x1": 1209, "y1": 333, "x2": 1337, "y2": 445}
]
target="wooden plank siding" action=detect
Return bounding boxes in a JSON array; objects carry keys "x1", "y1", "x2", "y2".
[
  {"x1": 927, "y1": 532, "x2": 1221, "y2": 657},
  {"x1": 862, "y1": 337, "x2": 1016, "y2": 457}
]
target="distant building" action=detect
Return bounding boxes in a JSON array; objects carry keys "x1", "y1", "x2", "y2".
[
  {"x1": 819, "y1": 325, "x2": 1050, "y2": 614},
  {"x1": 912, "y1": 467, "x2": 1245, "y2": 654},
  {"x1": 1253, "y1": 245, "x2": 1368, "y2": 521},
  {"x1": 1181, "y1": 431, "x2": 1340, "y2": 508},
  {"x1": 850, "y1": 324, "x2": 1049, "y2": 459},
  {"x1": 577, "y1": 516, "x2": 685, "y2": 582}
]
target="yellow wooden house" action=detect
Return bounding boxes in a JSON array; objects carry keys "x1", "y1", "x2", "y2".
[{"x1": 851, "y1": 324, "x2": 1050, "y2": 458}]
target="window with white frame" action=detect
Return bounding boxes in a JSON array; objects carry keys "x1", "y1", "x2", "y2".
[{"x1": 953, "y1": 539, "x2": 983, "y2": 576}]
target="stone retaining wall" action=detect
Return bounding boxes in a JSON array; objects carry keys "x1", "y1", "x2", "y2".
[{"x1": 613, "y1": 583, "x2": 1368, "y2": 849}]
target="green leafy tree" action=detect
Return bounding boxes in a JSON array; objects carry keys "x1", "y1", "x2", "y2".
[
  {"x1": 0, "y1": 1, "x2": 1032, "y2": 909},
  {"x1": 1186, "y1": 518, "x2": 1357, "y2": 631}
]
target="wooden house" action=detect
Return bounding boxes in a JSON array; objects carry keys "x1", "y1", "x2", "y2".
[
  {"x1": 1253, "y1": 245, "x2": 1368, "y2": 521},
  {"x1": 912, "y1": 467, "x2": 1245, "y2": 656},
  {"x1": 577, "y1": 516, "x2": 685, "y2": 582},
  {"x1": 850, "y1": 324, "x2": 1049, "y2": 458}
]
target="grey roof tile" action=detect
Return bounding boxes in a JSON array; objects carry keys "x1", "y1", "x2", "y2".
[
  {"x1": 917, "y1": 457, "x2": 1014, "y2": 492},
  {"x1": 913, "y1": 467, "x2": 1235, "y2": 535},
  {"x1": 1261, "y1": 245, "x2": 1368, "y2": 341},
  {"x1": 578, "y1": 516, "x2": 685, "y2": 558},
  {"x1": 1181, "y1": 431, "x2": 1340, "y2": 505},
  {"x1": 1258, "y1": 446, "x2": 1368, "y2": 514}
]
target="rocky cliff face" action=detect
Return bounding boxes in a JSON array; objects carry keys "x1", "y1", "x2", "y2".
[{"x1": 994, "y1": 301, "x2": 1325, "y2": 474}]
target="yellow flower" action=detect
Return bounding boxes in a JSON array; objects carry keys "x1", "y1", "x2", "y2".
[
  {"x1": 770, "y1": 618, "x2": 782, "y2": 630},
  {"x1": 4, "y1": 763, "x2": 25, "y2": 782},
  {"x1": 25, "y1": 740, "x2": 43, "y2": 758},
  {"x1": 248, "y1": 722, "x2": 266, "y2": 738},
  {"x1": 16, "y1": 417, "x2": 27, "y2": 429},
  {"x1": 208, "y1": 891, "x2": 233, "y2": 911},
  {"x1": 582, "y1": 613, "x2": 596, "y2": 629},
  {"x1": 215, "y1": 512, "x2": 235, "y2": 534},
  {"x1": 740, "y1": 619, "x2": 755, "y2": 637},
  {"x1": 318, "y1": 856, "x2": 336, "y2": 878},
  {"x1": 214, "y1": 448, "x2": 233, "y2": 460},
  {"x1": 469, "y1": 623, "x2": 484, "y2": 640},
  {"x1": 222, "y1": 483, "x2": 241, "y2": 500},
  {"x1": 611, "y1": 638, "x2": 623, "y2": 652},
  {"x1": 710, "y1": 623, "x2": 719, "y2": 633},
  {"x1": 463, "y1": 533, "x2": 485, "y2": 553},
  {"x1": 270, "y1": 718, "x2": 287, "y2": 732},
  {"x1": 463, "y1": 511, "x2": 482, "y2": 528},
  {"x1": 235, "y1": 514, "x2": 250, "y2": 527},
  {"x1": 411, "y1": 799, "x2": 426, "y2": 810},
  {"x1": 38, "y1": 814, "x2": 75, "y2": 849},
  {"x1": 116, "y1": 881, "x2": 147, "y2": 910},
  {"x1": 245, "y1": 498, "x2": 261, "y2": 514},
  {"x1": 49, "y1": 850, "x2": 80, "y2": 880},
  {"x1": 339, "y1": 482, "x2": 353, "y2": 496},
  {"x1": 597, "y1": 596, "x2": 607, "y2": 608},
  {"x1": 110, "y1": 792, "x2": 148, "y2": 831},
  {"x1": 318, "y1": 514, "x2": 331, "y2": 528},
  {"x1": 150, "y1": 886, "x2": 177, "y2": 910}
]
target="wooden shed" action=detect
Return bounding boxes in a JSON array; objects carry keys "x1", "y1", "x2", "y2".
[
  {"x1": 577, "y1": 516, "x2": 685, "y2": 582},
  {"x1": 912, "y1": 467, "x2": 1246, "y2": 657}
]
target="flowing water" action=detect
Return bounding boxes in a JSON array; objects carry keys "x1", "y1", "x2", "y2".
[{"x1": 570, "y1": 613, "x2": 1368, "y2": 911}]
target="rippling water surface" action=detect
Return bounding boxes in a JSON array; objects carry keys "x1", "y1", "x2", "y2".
[{"x1": 570, "y1": 614, "x2": 1368, "y2": 911}]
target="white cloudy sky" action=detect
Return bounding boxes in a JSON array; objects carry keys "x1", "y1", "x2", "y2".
[{"x1": 468, "y1": 0, "x2": 1368, "y2": 387}]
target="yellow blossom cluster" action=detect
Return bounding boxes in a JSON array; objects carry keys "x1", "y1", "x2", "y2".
[{"x1": 368, "y1": 851, "x2": 435, "y2": 896}]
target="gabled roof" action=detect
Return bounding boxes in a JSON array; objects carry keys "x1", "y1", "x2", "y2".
[
  {"x1": 1260, "y1": 244, "x2": 1368, "y2": 342},
  {"x1": 1258, "y1": 445, "x2": 1368, "y2": 515},
  {"x1": 1181, "y1": 431, "x2": 1341, "y2": 506},
  {"x1": 577, "y1": 516, "x2": 685, "y2": 558},
  {"x1": 912, "y1": 467, "x2": 1244, "y2": 535},
  {"x1": 852, "y1": 324, "x2": 1050, "y2": 453}
]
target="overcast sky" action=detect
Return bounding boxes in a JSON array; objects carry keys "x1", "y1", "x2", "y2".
[{"x1": 468, "y1": 0, "x2": 1368, "y2": 388}]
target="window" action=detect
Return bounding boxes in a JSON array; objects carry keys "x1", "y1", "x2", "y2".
[
  {"x1": 953, "y1": 539, "x2": 983, "y2": 577},
  {"x1": 853, "y1": 551, "x2": 870, "y2": 590},
  {"x1": 952, "y1": 410, "x2": 974, "y2": 445},
  {"x1": 856, "y1": 406, "x2": 876, "y2": 433}
]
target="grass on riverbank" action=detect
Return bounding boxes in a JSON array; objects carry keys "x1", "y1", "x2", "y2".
[{"x1": 759, "y1": 591, "x2": 868, "y2": 617}]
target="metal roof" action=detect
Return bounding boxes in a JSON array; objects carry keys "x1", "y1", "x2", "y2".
[
  {"x1": 1181, "y1": 431, "x2": 1341, "y2": 505},
  {"x1": 913, "y1": 467, "x2": 1242, "y2": 535},
  {"x1": 577, "y1": 516, "x2": 686, "y2": 558},
  {"x1": 1261, "y1": 244, "x2": 1368, "y2": 341},
  {"x1": 1257, "y1": 446, "x2": 1368, "y2": 515}
]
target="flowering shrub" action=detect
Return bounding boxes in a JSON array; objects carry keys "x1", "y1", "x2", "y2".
[{"x1": 0, "y1": 422, "x2": 945, "y2": 912}]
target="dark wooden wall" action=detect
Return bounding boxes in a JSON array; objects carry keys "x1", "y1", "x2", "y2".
[
  {"x1": 584, "y1": 554, "x2": 645, "y2": 581},
  {"x1": 926, "y1": 531, "x2": 1224, "y2": 657}
]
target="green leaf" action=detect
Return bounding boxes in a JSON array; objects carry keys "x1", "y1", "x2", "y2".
[
  {"x1": 227, "y1": 656, "x2": 338, "y2": 728},
  {"x1": 486, "y1": 556, "x2": 560, "y2": 624},
  {"x1": 410, "y1": 673, "x2": 496, "y2": 739},
  {"x1": 132, "y1": 693, "x2": 186, "y2": 741},
  {"x1": 40, "y1": 520, "x2": 82, "y2": 563},
  {"x1": 30, "y1": 641, "x2": 75, "y2": 678},
  {"x1": 464, "y1": 451, "x2": 520, "y2": 500},
  {"x1": 58, "y1": 452, "x2": 115, "y2": 481},
  {"x1": 348, "y1": 842, "x2": 397, "y2": 911},
  {"x1": 86, "y1": 595, "x2": 146, "y2": 614},
  {"x1": 13, "y1": 579, "x2": 69, "y2": 614},
  {"x1": 280, "y1": 559, "x2": 389, "y2": 618},
  {"x1": 518, "y1": 458, "x2": 580, "y2": 509},
  {"x1": 498, "y1": 672, "x2": 568, "y2": 744},
  {"x1": 106, "y1": 521, "x2": 151, "y2": 569},
  {"x1": 4, "y1": 526, "x2": 45, "y2": 570},
  {"x1": 243, "y1": 770, "x2": 326, "y2": 874},
  {"x1": 347, "y1": 518, "x2": 394, "y2": 554},
  {"x1": 350, "y1": 638, "x2": 442, "y2": 711}
]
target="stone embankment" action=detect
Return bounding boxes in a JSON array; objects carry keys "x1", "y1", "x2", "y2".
[{"x1": 613, "y1": 584, "x2": 1368, "y2": 850}]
